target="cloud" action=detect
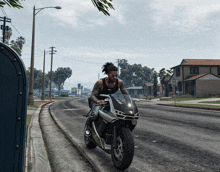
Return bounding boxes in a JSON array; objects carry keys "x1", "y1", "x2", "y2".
[
  {"x1": 59, "y1": 46, "x2": 146, "y2": 60},
  {"x1": 150, "y1": 0, "x2": 220, "y2": 32},
  {"x1": 48, "y1": 0, "x2": 125, "y2": 28}
]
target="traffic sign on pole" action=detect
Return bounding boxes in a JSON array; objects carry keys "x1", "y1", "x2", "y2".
[{"x1": 171, "y1": 78, "x2": 178, "y2": 86}]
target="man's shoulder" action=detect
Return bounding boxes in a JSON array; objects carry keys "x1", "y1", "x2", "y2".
[
  {"x1": 117, "y1": 79, "x2": 123, "y2": 83},
  {"x1": 97, "y1": 78, "x2": 104, "y2": 86}
]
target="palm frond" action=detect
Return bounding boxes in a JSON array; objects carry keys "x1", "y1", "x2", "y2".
[
  {"x1": 2, "y1": 0, "x2": 23, "y2": 8},
  {"x1": 91, "y1": 0, "x2": 114, "y2": 16}
]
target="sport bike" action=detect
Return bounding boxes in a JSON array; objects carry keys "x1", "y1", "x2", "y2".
[{"x1": 84, "y1": 92, "x2": 139, "y2": 171}]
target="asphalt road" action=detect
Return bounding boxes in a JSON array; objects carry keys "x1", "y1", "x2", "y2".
[{"x1": 50, "y1": 98, "x2": 220, "y2": 172}]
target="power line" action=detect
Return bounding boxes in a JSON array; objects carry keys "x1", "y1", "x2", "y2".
[
  {"x1": 0, "y1": 16, "x2": 11, "y2": 43},
  {"x1": 10, "y1": 22, "x2": 21, "y2": 35},
  {"x1": 0, "y1": 8, "x2": 7, "y2": 17},
  {"x1": 1, "y1": 7, "x2": 21, "y2": 36}
]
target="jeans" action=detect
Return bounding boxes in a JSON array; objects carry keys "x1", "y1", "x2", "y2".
[{"x1": 89, "y1": 101, "x2": 102, "y2": 121}]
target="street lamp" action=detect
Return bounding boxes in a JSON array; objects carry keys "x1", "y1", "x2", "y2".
[{"x1": 28, "y1": 5, "x2": 61, "y2": 105}]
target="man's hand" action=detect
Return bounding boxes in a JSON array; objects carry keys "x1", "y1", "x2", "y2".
[{"x1": 97, "y1": 100, "x2": 105, "y2": 104}]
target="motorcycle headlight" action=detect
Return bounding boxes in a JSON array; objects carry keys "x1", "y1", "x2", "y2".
[{"x1": 128, "y1": 103, "x2": 132, "y2": 107}]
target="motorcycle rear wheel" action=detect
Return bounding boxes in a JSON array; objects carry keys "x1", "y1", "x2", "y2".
[
  {"x1": 84, "y1": 119, "x2": 97, "y2": 149},
  {"x1": 111, "y1": 127, "x2": 134, "y2": 171}
]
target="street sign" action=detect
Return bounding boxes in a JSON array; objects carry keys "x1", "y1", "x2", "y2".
[
  {"x1": 78, "y1": 83, "x2": 81, "y2": 89},
  {"x1": 171, "y1": 78, "x2": 178, "y2": 86},
  {"x1": 0, "y1": 42, "x2": 27, "y2": 172}
]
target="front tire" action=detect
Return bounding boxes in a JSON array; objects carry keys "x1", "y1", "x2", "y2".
[
  {"x1": 84, "y1": 118, "x2": 97, "y2": 149},
  {"x1": 111, "y1": 127, "x2": 134, "y2": 171}
]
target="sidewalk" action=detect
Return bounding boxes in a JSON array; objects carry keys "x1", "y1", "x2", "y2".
[{"x1": 25, "y1": 100, "x2": 54, "y2": 172}]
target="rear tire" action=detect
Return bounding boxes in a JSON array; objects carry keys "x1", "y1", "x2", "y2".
[
  {"x1": 84, "y1": 118, "x2": 97, "y2": 149},
  {"x1": 111, "y1": 127, "x2": 134, "y2": 171}
]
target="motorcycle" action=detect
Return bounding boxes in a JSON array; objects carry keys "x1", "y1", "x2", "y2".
[{"x1": 84, "y1": 92, "x2": 139, "y2": 171}]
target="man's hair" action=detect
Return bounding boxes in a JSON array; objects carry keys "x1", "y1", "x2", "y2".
[{"x1": 102, "y1": 62, "x2": 118, "y2": 74}]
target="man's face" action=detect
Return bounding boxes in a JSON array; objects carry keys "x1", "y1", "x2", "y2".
[{"x1": 108, "y1": 71, "x2": 118, "y2": 82}]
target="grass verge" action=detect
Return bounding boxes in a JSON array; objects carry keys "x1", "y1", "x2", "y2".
[
  {"x1": 26, "y1": 115, "x2": 32, "y2": 131},
  {"x1": 165, "y1": 97, "x2": 206, "y2": 101},
  {"x1": 27, "y1": 101, "x2": 47, "y2": 108},
  {"x1": 164, "y1": 96, "x2": 220, "y2": 102},
  {"x1": 198, "y1": 100, "x2": 220, "y2": 104},
  {"x1": 172, "y1": 103, "x2": 220, "y2": 109}
]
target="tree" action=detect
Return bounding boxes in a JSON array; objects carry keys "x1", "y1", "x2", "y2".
[
  {"x1": 153, "y1": 71, "x2": 158, "y2": 97},
  {"x1": 53, "y1": 67, "x2": 72, "y2": 95},
  {"x1": 46, "y1": 71, "x2": 55, "y2": 85},
  {"x1": 26, "y1": 67, "x2": 49, "y2": 91},
  {"x1": 3, "y1": 27, "x2": 12, "y2": 44},
  {"x1": 91, "y1": 0, "x2": 114, "y2": 16},
  {"x1": 159, "y1": 68, "x2": 173, "y2": 97},
  {"x1": 118, "y1": 59, "x2": 154, "y2": 88},
  {"x1": 1, "y1": 27, "x2": 26, "y2": 56},
  {"x1": 0, "y1": 0, "x2": 23, "y2": 8},
  {"x1": 10, "y1": 36, "x2": 25, "y2": 56}
]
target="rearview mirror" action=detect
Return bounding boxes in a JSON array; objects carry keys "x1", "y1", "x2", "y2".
[{"x1": 132, "y1": 99, "x2": 140, "y2": 102}]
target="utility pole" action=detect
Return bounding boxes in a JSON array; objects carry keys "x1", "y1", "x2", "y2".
[
  {"x1": 0, "y1": 16, "x2": 11, "y2": 43},
  {"x1": 116, "y1": 59, "x2": 120, "y2": 76},
  {"x1": 49, "y1": 46, "x2": 56, "y2": 99},
  {"x1": 41, "y1": 50, "x2": 46, "y2": 100}
]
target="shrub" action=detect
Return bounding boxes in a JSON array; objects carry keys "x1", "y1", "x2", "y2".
[{"x1": 60, "y1": 93, "x2": 69, "y2": 97}]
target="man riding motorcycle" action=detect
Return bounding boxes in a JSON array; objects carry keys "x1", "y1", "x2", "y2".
[{"x1": 86, "y1": 62, "x2": 129, "y2": 135}]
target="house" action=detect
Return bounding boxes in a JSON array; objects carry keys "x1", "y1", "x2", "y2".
[
  {"x1": 143, "y1": 83, "x2": 162, "y2": 96},
  {"x1": 70, "y1": 87, "x2": 78, "y2": 96},
  {"x1": 126, "y1": 86, "x2": 143, "y2": 98},
  {"x1": 169, "y1": 59, "x2": 220, "y2": 97},
  {"x1": 44, "y1": 88, "x2": 70, "y2": 97}
]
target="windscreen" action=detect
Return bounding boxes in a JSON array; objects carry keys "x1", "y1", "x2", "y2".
[{"x1": 110, "y1": 92, "x2": 138, "y2": 115}]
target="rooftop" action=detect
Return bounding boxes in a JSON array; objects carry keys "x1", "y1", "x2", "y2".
[
  {"x1": 184, "y1": 73, "x2": 207, "y2": 81},
  {"x1": 171, "y1": 59, "x2": 220, "y2": 69}
]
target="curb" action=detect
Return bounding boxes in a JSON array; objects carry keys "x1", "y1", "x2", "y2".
[
  {"x1": 40, "y1": 100, "x2": 54, "y2": 107},
  {"x1": 48, "y1": 103, "x2": 101, "y2": 172},
  {"x1": 157, "y1": 103, "x2": 220, "y2": 111},
  {"x1": 25, "y1": 101, "x2": 54, "y2": 172}
]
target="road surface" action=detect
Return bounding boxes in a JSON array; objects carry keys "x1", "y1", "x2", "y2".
[{"x1": 50, "y1": 98, "x2": 220, "y2": 172}]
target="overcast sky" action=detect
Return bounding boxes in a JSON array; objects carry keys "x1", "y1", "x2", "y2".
[{"x1": 2, "y1": 0, "x2": 220, "y2": 90}]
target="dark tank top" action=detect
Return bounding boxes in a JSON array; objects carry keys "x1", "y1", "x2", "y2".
[
  {"x1": 97, "y1": 78, "x2": 118, "y2": 99},
  {"x1": 88, "y1": 78, "x2": 119, "y2": 107}
]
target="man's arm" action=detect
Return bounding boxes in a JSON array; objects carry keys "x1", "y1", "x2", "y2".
[
  {"x1": 90, "y1": 81, "x2": 100, "y2": 103},
  {"x1": 119, "y1": 80, "x2": 129, "y2": 95}
]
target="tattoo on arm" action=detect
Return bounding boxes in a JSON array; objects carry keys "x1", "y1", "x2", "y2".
[
  {"x1": 90, "y1": 81, "x2": 100, "y2": 103},
  {"x1": 91, "y1": 95, "x2": 98, "y2": 103}
]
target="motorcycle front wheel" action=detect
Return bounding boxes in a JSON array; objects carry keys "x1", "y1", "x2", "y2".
[
  {"x1": 111, "y1": 127, "x2": 134, "y2": 171},
  {"x1": 84, "y1": 118, "x2": 97, "y2": 149}
]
